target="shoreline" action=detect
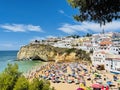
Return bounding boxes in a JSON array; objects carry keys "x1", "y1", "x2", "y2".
[{"x1": 23, "y1": 61, "x2": 48, "y2": 78}]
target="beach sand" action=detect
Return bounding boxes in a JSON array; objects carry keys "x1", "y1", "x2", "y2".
[
  {"x1": 51, "y1": 82, "x2": 79, "y2": 90},
  {"x1": 28, "y1": 62, "x2": 120, "y2": 90}
]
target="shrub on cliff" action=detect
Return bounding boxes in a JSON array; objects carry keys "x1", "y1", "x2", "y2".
[
  {"x1": 76, "y1": 49, "x2": 91, "y2": 62},
  {"x1": 65, "y1": 48, "x2": 76, "y2": 55},
  {"x1": 64, "y1": 48, "x2": 91, "y2": 62}
]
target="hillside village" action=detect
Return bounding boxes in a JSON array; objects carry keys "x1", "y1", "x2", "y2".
[{"x1": 30, "y1": 32, "x2": 120, "y2": 74}]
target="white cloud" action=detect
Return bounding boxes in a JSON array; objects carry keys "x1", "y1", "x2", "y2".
[
  {"x1": 59, "y1": 10, "x2": 65, "y2": 14},
  {"x1": 58, "y1": 9, "x2": 73, "y2": 20},
  {"x1": 58, "y1": 23, "x2": 89, "y2": 34},
  {"x1": 58, "y1": 21, "x2": 120, "y2": 34},
  {"x1": 46, "y1": 35, "x2": 57, "y2": 38},
  {"x1": 0, "y1": 43, "x2": 13, "y2": 47},
  {"x1": 0, "y1": 24, "x2": 43, "y2": 32}
]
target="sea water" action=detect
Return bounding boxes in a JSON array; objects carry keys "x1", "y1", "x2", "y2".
[{"x1": 0, "y1": 51, "x2": 43, "y2": 73}]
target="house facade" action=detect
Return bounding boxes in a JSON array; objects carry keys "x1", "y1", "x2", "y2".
[
  {"x1": 92, "y1": 51, "x2": 106, "y2": 67},
  {"x1": 105, "y1": 55, "x2": 120, "y2": 74}
]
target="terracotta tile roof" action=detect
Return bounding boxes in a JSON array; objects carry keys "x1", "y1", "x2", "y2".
[
  {"x1": 100, "y1": 51, "x2": 106, "y2": 54},
  {"x1": 99, "y1": 40, "x2": 112, "y2": 45}
]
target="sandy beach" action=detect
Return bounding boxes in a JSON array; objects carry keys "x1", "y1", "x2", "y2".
[{"x1": 27, "y1": 62, "x2": 120, "y2": 90}]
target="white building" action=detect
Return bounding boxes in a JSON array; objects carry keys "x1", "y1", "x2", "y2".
[
  {"x1": 105, "y1": 54, "x2": 120, "y2": 74},
  {"x1": 53, "y1": 37, "x2": 74, "y2": 48},
  {"x1": 92, "y1": 51, "x2": 106, "y2": 66},
  {"x1": 110, "y1": 38, "x2": 120, "y2": 55},
  {"x1": 109, "y1": 46, "x2": 120, "y2": 55}
]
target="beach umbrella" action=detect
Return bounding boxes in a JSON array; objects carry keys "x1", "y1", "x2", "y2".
[
  {"x1": 94, "y1": 73, "x2": 98, "y2": 75},
  {"x1": 106, "y1": 81, "x2": 112, "y2": 86},
  {"x1": 79, "y1": 83, "x2": 86, "y2": 90},
  {"x1": 76, "y1": 88, "x2": 84, "y2": 90},
  {"x1": 101, "y1": 86, "x2": 104, "y2": 90},
  {"x1": 80, "y1": 83, "x2": 84, "y2": 87},
  {"x1": 117, "y1": 80, "x2": 120, "y2": 83},
  {"x1": 94, "y1": 73, "x2": 99, "y2": 77},
  {"x1": 105, "y1": 86, "x2": 109, "y2": 90},
  {"x1": 86, "y1": 87, "x2": 92, "y2": 90},
  {"x1": 96, "y1": 79, "x2": 102, "y2": 84},
  {"x1": 91, "y1": 83, "x2": 103, "y2": 88}
]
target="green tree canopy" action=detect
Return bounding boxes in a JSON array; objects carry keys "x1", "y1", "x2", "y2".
[
  {"x1": 0, "y1": 64, "x2": 54, "y2": 90},
  {"x1": 86, "y1": 33, "x2": 92, "y2": 37},
  {"x1": 67, "y1": 35, "x2": 80, "y2": 38},
  {"x1": 67, "y1": 0, "x2": 120, "y2": 25},
  {"x1": 0, "y1": 64, "x2": 21, "y2": 90},
  {"x1": 29, "y1": 78, "x2": 51, "y2": 90},
  {"x1": 29, "y1": 78, "x2": 44, "y2": 90},
  {"x1": 13, "y1": 76, "x2": 29, "y2": 90}
]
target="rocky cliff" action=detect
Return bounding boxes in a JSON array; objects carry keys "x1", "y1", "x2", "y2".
[{"x1": 17, "y1": 44, "x2": 91, "y2": 62}]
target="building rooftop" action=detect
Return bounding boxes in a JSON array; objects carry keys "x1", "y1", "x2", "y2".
[
  {"x1": 106, "y1": 54, "x2": 120, "y2": 60},
  {"x1": 99, "y1": 40, "x2": 112, "y2": 45}
]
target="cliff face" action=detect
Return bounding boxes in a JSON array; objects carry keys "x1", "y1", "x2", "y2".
[{"x1": 17, "y1": 44, "x2": 79, "y2": 62}]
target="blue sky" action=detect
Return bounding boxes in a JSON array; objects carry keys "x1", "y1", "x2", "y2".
[{"x1": 0, "y1": 0, "x2": 120, "y2": 50}]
